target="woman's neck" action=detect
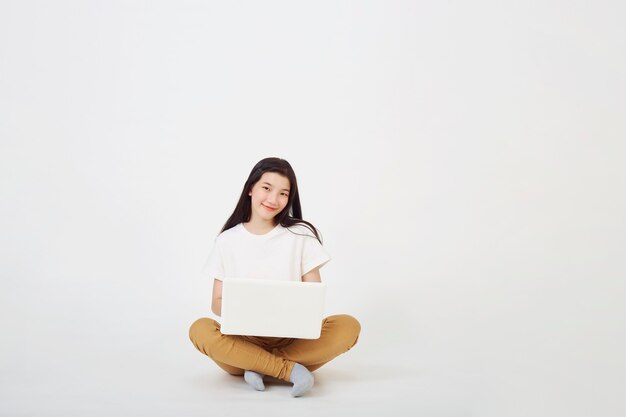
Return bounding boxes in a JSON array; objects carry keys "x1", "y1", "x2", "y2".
[{"x1": 243, "y1": 220, "x2": 277, "y2": 235}]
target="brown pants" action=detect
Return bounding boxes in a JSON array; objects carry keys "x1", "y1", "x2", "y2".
[{"x1": 188, "y1": 314, "x2": 361, "y2": 382}]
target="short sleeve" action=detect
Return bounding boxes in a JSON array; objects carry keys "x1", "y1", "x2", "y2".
[
  {"x1": 201, "y1": 239, "x2": 225, "y2": 281},
  {"x1": 301, "y1": 235, "x2": 331, "y2": 276}
]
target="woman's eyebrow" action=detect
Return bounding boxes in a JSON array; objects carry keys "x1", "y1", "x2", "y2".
[{"x1": 261, "y1": 181, "x2": 290, "y2": 192}]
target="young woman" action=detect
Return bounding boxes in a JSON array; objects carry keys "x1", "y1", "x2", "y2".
[{"x1": 188, "y1": 157, "x2": 361, "y2": 397}]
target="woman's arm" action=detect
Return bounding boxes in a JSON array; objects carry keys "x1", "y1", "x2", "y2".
[
  {"x1": 211, "y1": 278, "x2": 223, "y2": 316},
  {"x1": 302, "y1": 266, "x2": 322, "y2": 283}
]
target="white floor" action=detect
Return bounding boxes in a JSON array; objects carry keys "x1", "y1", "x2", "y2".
[
  {"x1": 0, "y1": 306, "x2": 468, "y2": 417},
  {"x1": 0, "y1": 345, "x2": 462, "y2": 417},
  {"x1": 1, "y1": 296, "x2": 626, "y2": 417},
  {"x1": 3, "y1": 316, "x2": 624, "y2": 417},
  {"x1": 2, "y1": 280, "x2": 625, "y2": 417}
]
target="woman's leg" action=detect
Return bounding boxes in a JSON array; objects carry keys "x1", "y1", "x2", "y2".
[
  {"x1": 272, "y1": 314, "x2": 361, "y2": 372},
  {"x1": 212, "y1": 359, "x2": 245, "y2": 376},
  {"x1": 188, "y1": 317, "x2": 296, "y2": 381}
]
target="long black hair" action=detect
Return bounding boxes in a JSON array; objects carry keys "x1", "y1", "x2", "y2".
[{"x1": 218, "y1": 157, "x2": 323, "y2": 244}]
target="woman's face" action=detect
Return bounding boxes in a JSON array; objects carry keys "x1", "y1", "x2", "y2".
[{"x1": 248, "y1": 172, "x2": 291, "y2": 222}]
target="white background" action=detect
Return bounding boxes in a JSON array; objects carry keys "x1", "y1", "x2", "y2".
[{"x1": 1, "y1": 1, "x2": 625, "y2": 416}]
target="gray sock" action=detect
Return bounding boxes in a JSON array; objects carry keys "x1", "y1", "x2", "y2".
[
  {"x1": 244, "y1": 370, "x2": 265, "y2": 391},
  {"x1": 288, "y1": 363, "x2": 314, "y2": 397}
]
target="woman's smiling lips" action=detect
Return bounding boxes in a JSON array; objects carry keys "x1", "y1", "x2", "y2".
[{"x1": 262, "y1": 204, "x2": 277, "y2": 211}]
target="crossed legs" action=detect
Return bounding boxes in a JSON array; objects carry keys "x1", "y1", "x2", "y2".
[{"x1": 189, "y1": 314, "x2": 361, "y2": 384}]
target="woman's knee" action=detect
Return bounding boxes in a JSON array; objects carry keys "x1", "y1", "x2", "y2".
[
  {"x1": 328, "y1": 314, "x2": 361, "y2": 349},
  {"x1": 189, "y1": 317, "x2": 218, "y2": 342},
  {"x1": 189, "y1": 317, "x2": 222, "y2": 357}
]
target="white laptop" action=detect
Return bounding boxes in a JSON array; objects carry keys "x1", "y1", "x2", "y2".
[{"x1": 219, "y1": 278, "x2": 327, "y2": 339}]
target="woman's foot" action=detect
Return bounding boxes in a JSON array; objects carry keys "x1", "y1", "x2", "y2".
[
  {"x1": 288, "y1": 363, "x2": 314, "y2": 397},
  {"x1": 244, "y1": 370, "x2": 265, "y2": 391}
]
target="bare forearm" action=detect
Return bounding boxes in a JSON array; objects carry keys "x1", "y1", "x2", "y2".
[{"x1": 212, "y1": 297, "x2": 222, "y2": 317}]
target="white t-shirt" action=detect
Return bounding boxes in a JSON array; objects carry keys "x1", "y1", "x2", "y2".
[{"x1": 201, "y1": 222, "x2": 331, "y2": 282}]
